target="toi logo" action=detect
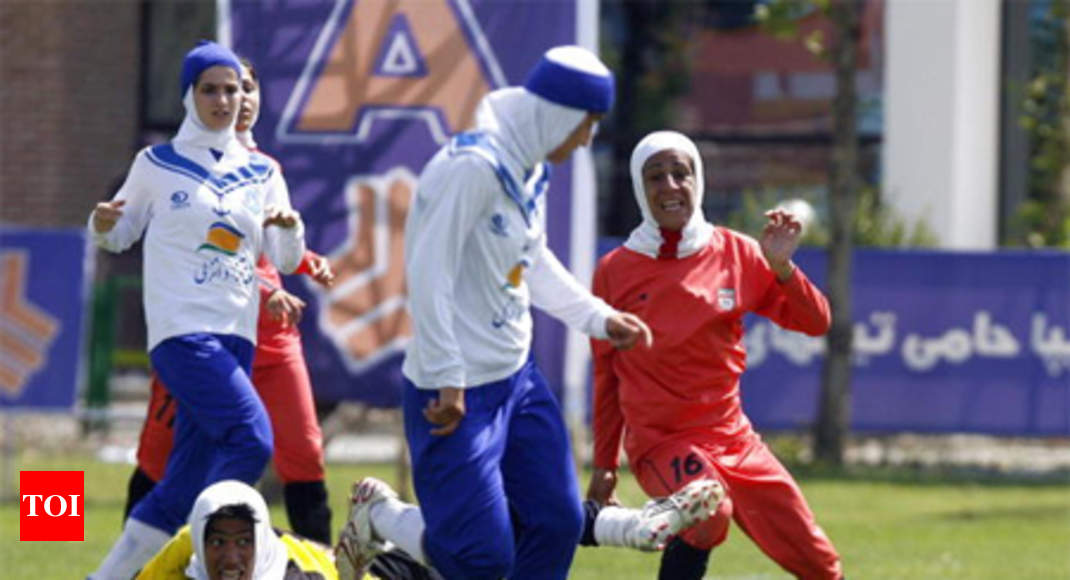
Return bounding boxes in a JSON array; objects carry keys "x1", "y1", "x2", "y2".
[{"x1": 20, "y1": 470, "x2": 84, "y2": 541}]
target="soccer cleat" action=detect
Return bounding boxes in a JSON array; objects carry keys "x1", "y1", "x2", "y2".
[
  {"x1": 335, "y1": 477, "x2": 398, "y2": 580},
  {"x1": 632, "y1": 478, "x2": 725, "y2": 551}
]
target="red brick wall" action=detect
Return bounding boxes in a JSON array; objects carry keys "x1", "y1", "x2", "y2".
[{"x1": 1, "y1": 1, "x2": 141, "y2": 227}]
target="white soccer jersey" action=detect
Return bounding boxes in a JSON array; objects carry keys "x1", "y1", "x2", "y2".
[
  {"x1": 402, "y1": 129, "x2": 615, "y2": 390},
  {"x1": 90, "y1": 142, "x2": 305, "y2": 350}
]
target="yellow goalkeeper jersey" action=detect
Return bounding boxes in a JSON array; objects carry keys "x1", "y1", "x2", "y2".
[{"x1": 136, "y1": 524, "x2": 372, "y2": 580}]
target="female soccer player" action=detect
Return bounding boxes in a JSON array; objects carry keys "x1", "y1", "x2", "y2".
[
  {"x1": 88, "y1": 40, "x2": 305, "y2": 579},
  {"x1": 587, "y1": 131, "x2": 843, "y2": 579},
  {"x1": 124, "y1": 56, "x2": 335, "y2": 546},
  {"x1": 336, "y1": 45, "x2": 669, "y2": 580}
]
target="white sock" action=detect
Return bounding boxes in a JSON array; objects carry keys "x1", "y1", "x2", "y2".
[
  {"x1": 89, "y1": 517, "x2": 171, "y2": 579},
  {"x1": 593, "y1": 505, "x2": 643, "y2": 548},
  {"x1": 370, "y1": 497, "x2": 428, "y2": 566}
]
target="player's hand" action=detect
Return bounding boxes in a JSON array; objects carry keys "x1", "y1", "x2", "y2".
[
  {"x1": 606, "y1": 312, "x2": 653, "y2": 351},
  {"x1": 424, "y1": 387, "x2": 465, "y2": 436},
  {"x1": 305, "y1": 252, "x2": 335, "y2": 287},
  {"x1": 92, "y1": 200, "x2": 126, "y2": 233},
  {"x1": 263, "y1": 205, "x2": 301, "y2": 229},
  {"x1": 760, "y1": 208, "x2": 801, "y2": 282},
  {"x1": 586, "y1": 468, "x2": 622, "y2": 507},
  {"x1": 265, "y1": 289, "x2": 305, "y2": 327}
]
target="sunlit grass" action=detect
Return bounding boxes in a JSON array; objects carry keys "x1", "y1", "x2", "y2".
[{"x1": 2, "y1": 453, "x2": 1068, "y2": 578}]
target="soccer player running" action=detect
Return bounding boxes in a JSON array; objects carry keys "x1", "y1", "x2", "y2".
[
  {"x1": 587, "y1": 131, "x2": 844, "y2": 579},
  {"x1": 88, "y1": 41, "x2": 305, "y2": 579},
  {"x1": 334, "y1": 46, "x2": 723, "y2": 580},
  {"x1": 124, "y1": 56, "x2": 336, "y2": 546}
]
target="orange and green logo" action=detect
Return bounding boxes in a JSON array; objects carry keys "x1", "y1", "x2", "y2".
[{"x1": 198, "y1": 222, "x2": 245, "y2": 256}]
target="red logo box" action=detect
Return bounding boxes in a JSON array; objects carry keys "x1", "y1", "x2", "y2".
[{"x1": 20, "y1": 470, "x2": 84, "y2": 541}]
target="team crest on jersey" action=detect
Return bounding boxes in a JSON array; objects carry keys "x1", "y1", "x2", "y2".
[
  {"x1": 242, "y1": 189, "x2": 262, "y2": 215},
  {"x1": 717, "y1": 288, "x2": 736, "y2": 311},
  {"x1": 276, "y1": 0, "x2": 506, "y2": 145}
]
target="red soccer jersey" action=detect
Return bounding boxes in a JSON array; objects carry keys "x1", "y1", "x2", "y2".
[{"x1": 591, "y1": 227, "x2": 831, "y2": 469}]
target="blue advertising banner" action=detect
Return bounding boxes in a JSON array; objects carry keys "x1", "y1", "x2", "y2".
[
  {"x1": 740, "y1": 249, "x2": 1070, "y2": 436},
  {"x1": 0, "y1": 228, "x2": 89, "y2": 410},
  {"x1": 224, "y1": 0, "x2": 590, "y2": 406},
  {"x1": 594, "y1": 241, "x2": 1070, "y2": 436}
]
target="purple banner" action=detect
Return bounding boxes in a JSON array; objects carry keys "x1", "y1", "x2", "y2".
[
  {"x1": 227, "y1": 0, "x2": 581, "y2": 405},
  {"x1": 0, "y1": 228, "x2": 89, "y2": 410},
  {"x1": 745, "y1": 249, "x2": 1070, "y2": 436}
]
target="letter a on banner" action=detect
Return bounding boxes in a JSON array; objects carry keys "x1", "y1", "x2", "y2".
[
  {"x1": 278, "y1": 0, "x2": 507, "y2": 145},
  {"x1": 375, "y1": 14, "x2": 427, "y2": 77}
]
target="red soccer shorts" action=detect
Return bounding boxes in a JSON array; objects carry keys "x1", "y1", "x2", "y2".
[{"x1": 632, "y1": 432, "x2": 842, "y2": 579}]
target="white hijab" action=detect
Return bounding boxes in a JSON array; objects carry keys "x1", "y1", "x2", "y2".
[
  {"x1": 236, "y1": 127, "x2": 257, "y2": 151},
  {"x1": 236, "y1": 86, "x2": 260, "y2": 150},
  {"x1": 474, "y1": 87, "x2": 587, "y2": 182},
  {"x1": 186, "y1": 480, "x2": 288, "y2": 580},
  {"x1": 623, "y1": 131, "x2": 714, "y2": 259},
  {"x1": 173, "y1": 86, "x2": 245, "y2": 156}
]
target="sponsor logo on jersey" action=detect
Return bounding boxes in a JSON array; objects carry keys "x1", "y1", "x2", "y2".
[
  {"x1": 170, "y1": 191, "x2": 190, "y2": 210},
  {"x1": 489, "y1": 213, "x2": 509, "y2": 237},
  {"x1": 502, "y1": 259, "x2": 530, "y2": 290},
  {"x1": 197, "y1": 222, "x2": 245, "y2": 256}
]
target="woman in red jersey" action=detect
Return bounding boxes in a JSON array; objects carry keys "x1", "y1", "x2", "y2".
[{"x1": 586, "y1": 131, "x2": 843, "y2": 579}]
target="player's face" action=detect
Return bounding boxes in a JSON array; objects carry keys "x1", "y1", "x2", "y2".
[
  {"x1": 193, "y1": 66, "x2": 241, "y2": 132},
  {"x1": 547, "y1": 113, "x2": 602, "y2": 163},
  {"x1": 236, "y1": 64, "x2": 260, "y2": 133},
  {"x1": 204, "y1": 518, "x2": 255, "y2": 580},
  {"x1": 642, "y1": 149, "x2": 696, "y2": 232}
]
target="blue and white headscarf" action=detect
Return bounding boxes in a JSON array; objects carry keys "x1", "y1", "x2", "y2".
[
  {"x1": 474, "y1": 45, "x2": 615, "y2": 181},
  {"x1": 173, "y1": 40, "x2": 244, "y2": 152}
]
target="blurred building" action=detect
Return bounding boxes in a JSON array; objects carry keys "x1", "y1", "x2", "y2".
[{"x1": 597, "y1": 0, "x2": 1063, "y2": 250}]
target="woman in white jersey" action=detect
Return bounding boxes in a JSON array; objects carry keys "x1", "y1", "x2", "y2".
[{"x1": 88, "y1": 40, "x2": 305, "y2": 580}]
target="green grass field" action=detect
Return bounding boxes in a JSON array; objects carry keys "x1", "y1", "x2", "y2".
[{"x1": 2, "y1": 453, "x2": 1068, "y2": 579}]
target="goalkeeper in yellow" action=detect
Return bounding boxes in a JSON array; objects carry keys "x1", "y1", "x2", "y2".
[{"x1": 138, "y1": 480, "x2": 430, "y2": 580}]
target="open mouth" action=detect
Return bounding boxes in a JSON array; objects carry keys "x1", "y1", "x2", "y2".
[{"x1": 660, "y1": 200, "x2": 686, "y2": 212}]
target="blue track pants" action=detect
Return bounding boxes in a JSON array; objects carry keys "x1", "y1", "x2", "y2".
[
  {"x1": 403, "y1": 360, "x2": 583, "y2": 580},
  {"x1": 130, "y1": 333, "x2": 272, "y2": 533}
]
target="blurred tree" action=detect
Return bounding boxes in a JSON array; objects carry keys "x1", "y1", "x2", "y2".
[
  {"x1": 599, "y1": 0, "x2": 702, "y2": 236},
  {"x1": 1016, "y1": 0, "x2": 1070, "y2": 248},
  {"x1": 816, "y1": 0, "x2": 860, "y2": 466},
  {"x1": 724, "y1": 186, "x2": 936, "y2": 248},
  {"x1": 757, "y1": 0, "x2": 860, "y2": 465}
]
